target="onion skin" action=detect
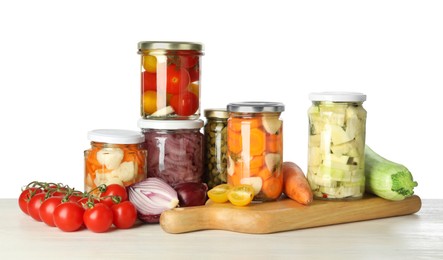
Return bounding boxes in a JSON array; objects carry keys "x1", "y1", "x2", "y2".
[
  {"x1": 174, "y1": 182, "x2": 208, "y2": 207},
  {"x1": 137, "y1": 213, "x2": 161, "y2": 224}
]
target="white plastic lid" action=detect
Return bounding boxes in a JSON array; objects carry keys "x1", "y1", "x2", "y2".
[
  {"x1": 87, "y1": 129, "x2": 145, "y2": 144},
  {"x1": 137, "y1": 119, "x2": 204, "y2": 130},
  {"x1": 309, "y1": 92, "x2": 367, "y2": 102}
]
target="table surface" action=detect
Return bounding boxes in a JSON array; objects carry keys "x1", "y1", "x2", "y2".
[{"x1": 0, "y1": 198, "x2": 442, "y2": 259}]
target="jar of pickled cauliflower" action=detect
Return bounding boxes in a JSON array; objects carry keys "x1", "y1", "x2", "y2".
[
  {"x1": 307, "y1": 92, "x2": 367, "y2": 200},
  {"x1": 226, "y1": 102, "x2": 285, "y2": 202},
  {"x1": 138, "y1": 41, "x2": 204, "y2": 119},
  {"x1": 138, "y1": 119, "x2": 204, "y2": 187},
  {"x1": 204, "y1": 109, "x2": 229, "y2": 189},
  {"x1": 84, "y1": 129, "x2": 147, "y2": 194}
]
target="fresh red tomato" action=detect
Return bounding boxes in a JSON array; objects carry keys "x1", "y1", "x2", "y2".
[
  {"x1": 53, "y1": 202, "x2": 85, "y2": 232},
  {"x1": 18, "y1": 187, "x2": 42, "y2": 215},
  {"x1": 27, "y1": 192, "x2": 47, "y2": 221},
  {"x1": 77, "y1": 197, "x2": 100, "y2": 209},
  {"x1": 142, "y1": 71, "x2": 157, "y2": 92},
  {"x1": 111, "y1": 201, "x2": 137, "y2": 229},
  {"x1": 169, "y1": 91, "x2": 199, "y2": 116},
  {"x1": 100, "y1": 184, "x2": 128, "y2": 208},
  {"x1": 39, "y1": 196, "x2": 63, "y2": 227},
  {"x1": 83, "y1": 203, "x2": 113, "y2": 233},
  {"x1": 166, "y1": 64, "x2": 190, "y2": 94}
]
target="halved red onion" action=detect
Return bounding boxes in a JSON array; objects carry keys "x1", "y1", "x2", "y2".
[{"x1": 128, "y1": 177, "x2": 179, "y2": 223}]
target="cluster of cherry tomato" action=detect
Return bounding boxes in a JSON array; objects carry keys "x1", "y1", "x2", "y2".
[
  {"x1": 18, "y1": 181, "x2": 137, "y2": 233},
  {"x1": 142, "y1": 51, "x2": 200, "y2": 117}
]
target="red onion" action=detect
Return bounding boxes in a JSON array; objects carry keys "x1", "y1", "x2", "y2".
[
  {"x1": 174, "y1": 182, "x2": 208, "y2": 207},
  {"x1": 128, "y1": 177, "x2": 179, "y2": 223}
]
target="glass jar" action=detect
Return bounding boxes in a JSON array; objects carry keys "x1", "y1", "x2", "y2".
[
  {"x1": 138, "y1": 41, "x2": 204, "y2": 120},
  {"x1": 307, "y1": 92, "x2": 367, "y2": 200},
  {"x1": 226, "y1": 102, "x2": 285, "y2": 202},
  {"x1": 138, "y1": 119, "x2": 204, "y2": 187},
  {"x1": 204, "y1": 109, "x2": 229, "y2": 189},
  {"x1": 84, "y1": 129, "x2": 147, "y2": 194}
]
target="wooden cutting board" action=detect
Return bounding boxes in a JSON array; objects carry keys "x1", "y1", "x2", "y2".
[{"x1": 160, "y1": 194, "x2": 421, "y2": 234}]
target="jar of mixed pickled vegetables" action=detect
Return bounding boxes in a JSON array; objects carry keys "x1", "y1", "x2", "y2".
[
  {"x1": 226, "y1": 102, "x2": 285, "y2": 202},
  {"x1": 84, "y1": 129, "x2": 147, "y2": 194},
  {"x1": 204, "y1": 109, "x2": 229, "y2": 189},
  {"x1": 307, "y1": 92, "x2": 367, "y2": 200},
  {"x1": 138, "y1": 119, "x2": 204, "y2": 187},
  {"x1": 138, "y1": 41, "x2": 204, "y2": 120}
]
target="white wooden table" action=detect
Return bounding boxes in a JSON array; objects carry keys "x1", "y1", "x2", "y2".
[{"x1": 0, "y1": 199, "x2": 441, "y2": 259}]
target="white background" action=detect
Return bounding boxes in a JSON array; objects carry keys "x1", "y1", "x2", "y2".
[{"x1": 0, "y1": 0, "x2": 441, "y2": 199}]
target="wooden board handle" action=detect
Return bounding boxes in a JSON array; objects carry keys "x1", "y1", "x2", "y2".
[{"x1": 160, "y1": 195, "x2": 422, "y2": 234}]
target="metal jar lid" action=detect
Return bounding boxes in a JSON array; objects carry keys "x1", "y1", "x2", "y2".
[
  {"x1": 138, "y1": 41, "x2": 203, "y2": 52},
  {"x1": 204, "y1": 109, "x2": 229, "y2": 119},
  {"x1": 227, "y1": 102, "x2": 285, "y2": 113}
]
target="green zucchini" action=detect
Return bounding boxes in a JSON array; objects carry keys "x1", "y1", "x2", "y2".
[{"x1": 365, "y1": 145, "x2": 418, "y2": 201}]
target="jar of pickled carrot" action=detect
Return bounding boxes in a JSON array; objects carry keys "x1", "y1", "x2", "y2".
[
  {"x1": 84, "y1": 129, "x2": 147, "y2": 194},
  {"x1": 226, "y1": 102, "x2": 285, "y2": 202},
  {"x1": 138, "y1": 41, "x2": 204, "y2": 120}
]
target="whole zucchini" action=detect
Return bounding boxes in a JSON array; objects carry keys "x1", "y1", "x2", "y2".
[{"x1": 365, "y1": 146, "x2": 418, "y2": 200}]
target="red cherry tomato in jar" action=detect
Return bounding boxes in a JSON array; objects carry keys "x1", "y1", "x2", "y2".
[
  {"x1": 18, "y1": 187, "x2": 42, "y2": 215},
  {"x1": 27, "y1": 192, "x2": 47, "y2": 221},
  {"x1": 169, "y1": 91, "x2": 199, "y2": 116},
  {"x1": 142, "y1": 71, "x2": 157, "y2": 92},
  {"x1": 188, "y1": 66, "x2": 200, "y2": 82},
  {"x1": 39, "y1": 196, "x2": 63, "y2": 227},
  {"x1": 111, "y1": 201, "x2": 137, "y2": 229},
  {"x1": 53, "y1": 202, "x2": 85, "y2": 232},
  {"x1": 100, "y1": 184, "x2": 128, "y2": 208},
  {"x1": 166, "y1": 64, "x2": 190, "y2": 94},
  {"x1": 179, "y1": 55, "x2": 198, "y2": 69},
  {"x1": 83, "y1": 203, "x2": 114, "y2": 233}
]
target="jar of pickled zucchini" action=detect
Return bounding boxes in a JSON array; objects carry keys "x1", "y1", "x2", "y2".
[
  {"x1": 138, "y1": 41, "x2": 204, "y2": 119},
  {"x1": 137, "y1": 119, "x2": 204, "y2": 187},
  {"x1": 84, "y1": 129, "x2": 147, "y2": 194},
  {"x1": 307, "y1": 92, "x2": 367, "y2": 200},
  {"x1": 204, "y1": 109, "x2": 229, "y2": 189},
  {"x1": 226, "y1": 102, "x2": 285, "y2": 202}
]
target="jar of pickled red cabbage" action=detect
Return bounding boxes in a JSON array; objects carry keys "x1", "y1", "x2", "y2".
[
  {"x1": 226, "y1": 102, "x2": 285, "y2": 202},
  {"x1": 307, "y1": 92, "x2": 367, "y2": 200},
  {"x1": 138, "y1": 41, "x2": 204, "y2": 120},
  {"x1": 84, "y1": 129, "x2": 147, "y2": 194},
  {"x1": 138, "y1": 119, "x2": 204, "y2": 187}
]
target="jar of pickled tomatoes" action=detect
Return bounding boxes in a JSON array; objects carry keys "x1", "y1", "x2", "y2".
[
  {"x1": 84, "y1": 129, "x2": 147, "y2": 194},
  {"x1": 138, "y1": 41, "x2": 204, "y2": 120},
  {"x1": 226, "y1": 102, "x2": 285, "y2": 202},
  {"x1": 137, "y1": 119, "x2": 204, "y2": 187},
  {"x1": 307, "y1": 92, "x2": 367, "y2": 200}
]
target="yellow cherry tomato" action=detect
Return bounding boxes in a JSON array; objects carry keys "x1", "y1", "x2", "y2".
[
  {"x1": 143, "y1": 55, "x2": 157, "y2": 73},
  {"x1": 207, "y1": 184, "x2": 233, "y2": 203},
  {"x1": 227, "y1": 184, "x2": 255, "y2": 206},
  {"x1": 143, "y1": 91, "x2": 157, "y2": 114},
  {"x1": 187, "y1": 82, "x2": 199, "y2": 97}
]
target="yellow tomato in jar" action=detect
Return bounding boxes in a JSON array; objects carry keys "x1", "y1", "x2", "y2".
[
  {"x1": 143, "y1": 90, "x2": 157, "y2": 114},
  {"x1": 143, "y1": 55, "x2": 157, "y2": 73}
]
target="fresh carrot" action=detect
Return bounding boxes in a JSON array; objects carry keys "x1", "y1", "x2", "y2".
[{"x1": 282, "y1": 161, "x2": 313, "y2": 205}]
